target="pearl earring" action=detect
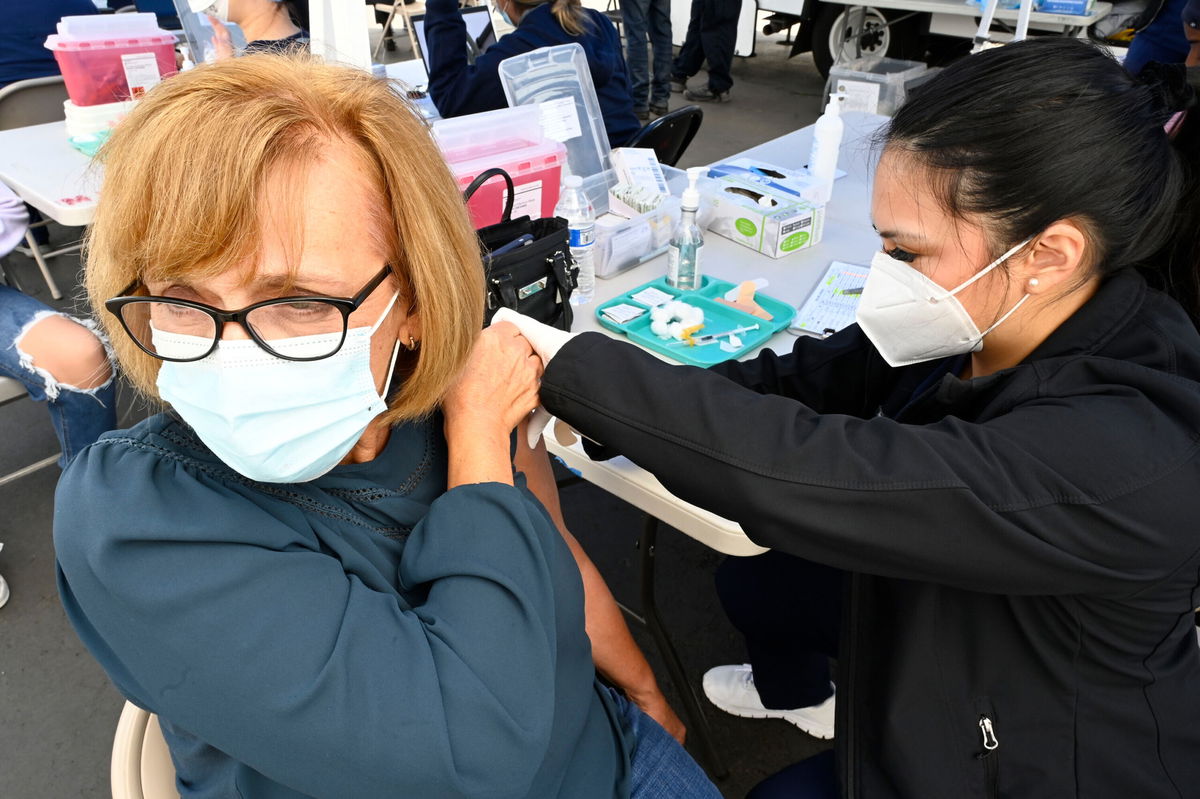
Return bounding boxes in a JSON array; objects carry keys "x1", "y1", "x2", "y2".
[{"x1": 1028, "y1": 278, "x2": 1039, "y2": 289}]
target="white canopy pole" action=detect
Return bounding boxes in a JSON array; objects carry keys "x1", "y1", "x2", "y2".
[
  {"x1": 1014, "y1": 0, "x2": 1035, "y2": 42},
  {"x1": 308, "y1": 0, "x2": 372, "y2": 70},
  {"x1": 972, "y1": 0, "x2": 1001, "y2": 52}
]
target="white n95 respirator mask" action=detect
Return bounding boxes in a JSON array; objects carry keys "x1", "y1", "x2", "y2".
[
  {"x1": 855, "y1": 240, "x2": 1031, "y2": 368},
  {"x1": 155, "y1": 295, "x2": 401, "y2": 484}
]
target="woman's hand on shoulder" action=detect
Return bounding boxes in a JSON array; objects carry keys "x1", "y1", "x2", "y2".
[{"x1": 444, "y1": 321, "x2": 543, "y2": 441}]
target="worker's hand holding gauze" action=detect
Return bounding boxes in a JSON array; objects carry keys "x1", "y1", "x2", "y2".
[{"x1": 489, "y1": 308, "x2": 576, "y2": 448}]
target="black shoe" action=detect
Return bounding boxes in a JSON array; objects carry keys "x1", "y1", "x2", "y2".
[
  {"x1": 670, "y1": 77, "x2": 687, "y2": 94},
  {"x1": 684, "y1": 85, "x2": 731, "y2": 103},
  {"x1": 650, "y1": 103, "x2": 669, "y2": 117},
  {"x1": 635, "y1": 108, "x2": 650, "y2": 121}
]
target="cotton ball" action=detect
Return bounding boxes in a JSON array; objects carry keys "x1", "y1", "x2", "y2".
[
  {"x1": 684, "y1": 305, "x2": 705, "y2": 326},
  {"x1": 650, "y1": 305, "x2": 671, "y2": 323},
  {"x1": 650, "y1": 319, "x2": 671, "y2": 338},
  {"x1": 668, "y1": 321, "x2": 685, "y2": 340}
]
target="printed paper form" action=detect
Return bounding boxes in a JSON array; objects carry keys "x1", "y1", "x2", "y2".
[
  {"x1": 789, "y1": 260, "x2": 870, "y2": 337},
  {"x1": 539, "y1": 96, "x2": 584, "y2": 142}
]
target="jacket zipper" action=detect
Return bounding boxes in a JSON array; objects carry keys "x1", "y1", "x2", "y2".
[
  {"x1": 842, "y1": 573, "x2": 861, "y2": 797},
  {"x1": 978, "y1": 715, "x2": 999, "y2": 799}
]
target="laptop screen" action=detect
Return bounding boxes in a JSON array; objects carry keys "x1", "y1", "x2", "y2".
[{"x1": 411, "y1": 5, "x2": 498, "y2": 71}]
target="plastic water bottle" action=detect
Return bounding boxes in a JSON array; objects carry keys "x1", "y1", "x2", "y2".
[
  {"x1": 555, "y1": 174, "x2": 596, "y2": 305},
  {"x1": 666, "y1": 167, "x2": 706, "y2": 291}
]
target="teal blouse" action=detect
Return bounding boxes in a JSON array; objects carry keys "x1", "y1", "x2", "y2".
[{"x1": 54, "y1": 412, "x2": 631, "y2": 798}]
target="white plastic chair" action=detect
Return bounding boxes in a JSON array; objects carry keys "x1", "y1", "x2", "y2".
[
  {"x1": 0, "y1": 376, "x2": 59, "y2": 488},
  {"x1": 111, "y1": 701, "x2": 180, "y2": 799}
]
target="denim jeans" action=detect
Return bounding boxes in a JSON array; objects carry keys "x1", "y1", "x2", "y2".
[
  {"x1": 623, "y1": 0, "x2": 673, "y2": 111},
  {"x1": 608, "y1": 687, "x2": 723, "y2": 798},
  {"x1": 0, "y1": 285, "x2": 117, "y2": 467}
]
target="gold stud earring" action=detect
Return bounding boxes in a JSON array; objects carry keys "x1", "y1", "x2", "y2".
[{"x1": 407, "y1": 336, "x2": 419, "y2": 351}]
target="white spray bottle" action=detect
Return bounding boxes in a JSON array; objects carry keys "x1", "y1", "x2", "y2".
[{"x1": 807, "y1": 92, "x2": 844, "y2": 205}]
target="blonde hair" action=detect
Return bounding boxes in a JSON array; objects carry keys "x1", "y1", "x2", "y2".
[
  {"x1": 518, "y1": 0, "x2": 592, "y2": 36},
  {"x1": 86, "y1": 54, "x2": 484, "y2": 425}
]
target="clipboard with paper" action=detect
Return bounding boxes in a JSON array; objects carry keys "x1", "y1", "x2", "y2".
[{"x1": 788, "y1": 260, "x2": 870, "y2": 338}]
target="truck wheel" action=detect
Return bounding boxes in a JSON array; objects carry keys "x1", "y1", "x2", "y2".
[{"x1": 810, "y1": 3, "x2": 927, "y2": 78}]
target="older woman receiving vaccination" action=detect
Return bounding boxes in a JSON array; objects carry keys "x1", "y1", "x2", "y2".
[{"x1": 53, "y1": 56, "x2": 719, "y2": 799}]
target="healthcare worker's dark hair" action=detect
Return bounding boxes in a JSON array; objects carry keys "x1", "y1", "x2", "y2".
[
  {"x1": 282, "y1": 0, "x2": 308, "y2": 31},
  {"x1": 882, "y1": 38, "x2": 1200, "y2": 326}
]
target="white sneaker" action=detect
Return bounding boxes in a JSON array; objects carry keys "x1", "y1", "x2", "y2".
[{"x1": 702, "y1": 663, "x2": 836, "y2": 740}]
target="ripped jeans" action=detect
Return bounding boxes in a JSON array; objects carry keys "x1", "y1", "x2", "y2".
[{"x1": 0, "y1": 285, "x2": 117, "y2": 468}]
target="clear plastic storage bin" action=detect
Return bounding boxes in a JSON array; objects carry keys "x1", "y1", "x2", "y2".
[
  {"x1": 498, "y1": 44, "x2": 612, "y2": 181},
  {"x1": 433, "y1": 105, "x2": 568, "y2": 229},
  {"x1": 592, "y1": 166, "x2": 723, "y2": 279},
  {"x1": 45, "y1": 13, "x2": 177, "y2": 107},
  {"x1": 829, "y1": 56, "x2": 927, "y2": 116}
]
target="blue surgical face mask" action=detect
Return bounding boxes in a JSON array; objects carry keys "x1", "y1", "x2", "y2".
[
  {"x1": 155, "y1": 295, "x2": 401, "y2": 483},
  {"x1": 497, "y1": 2, "x2": 516, "y2": 27}
]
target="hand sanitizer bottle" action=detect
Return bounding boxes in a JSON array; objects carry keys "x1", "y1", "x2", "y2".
[
  {"x1": 667, "y1": 167, "x2": 706, "y2": 291},
  {"x1": 807, "y1": 93, "x2": 844, "y2": 205}
]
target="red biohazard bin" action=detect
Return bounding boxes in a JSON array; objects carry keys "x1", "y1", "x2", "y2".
[{"x1": 46, "y1": 13, "x2": 177, "y2": 107}]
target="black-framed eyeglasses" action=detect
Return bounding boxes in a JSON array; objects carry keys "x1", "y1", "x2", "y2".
[{"x1": 105, "y1": 264, "x2": 394, "y2": 363}]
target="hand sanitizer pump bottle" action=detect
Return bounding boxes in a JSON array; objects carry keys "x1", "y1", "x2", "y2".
[
  {"x1": 807, "y1": 93, "x2": 844, "y2": 205},
  {"x1": 667, "y1": 167, "x2": 706, "y2": 290}
]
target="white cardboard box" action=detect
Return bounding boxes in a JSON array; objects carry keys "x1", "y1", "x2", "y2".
[{"x1": 703, "y1": 176, "x2": 825, "y2": 258}]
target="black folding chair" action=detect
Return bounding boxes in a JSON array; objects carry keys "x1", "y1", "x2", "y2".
[{"x1": 625, "y1": 105, "x2": 703, "y2": 167}]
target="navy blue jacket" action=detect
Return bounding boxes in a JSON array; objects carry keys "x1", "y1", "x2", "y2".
[
  {"x1": 1, "y1": 0, "x2": 99, "y2": 89},
  {"x1": 425, "y1": 0, "x2": 640, "y2": 148}
]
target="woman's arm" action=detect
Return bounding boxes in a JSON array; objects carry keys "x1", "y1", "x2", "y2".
[
  {"x1": 539, "y1": 332, "x2": 1200, "y2": 597},
  {"x1": 514, "y1": 420, "x2": 687, "y2": 743},
  {"x1": 0, "y1": 182, "x2": 29, "y2": 258}
]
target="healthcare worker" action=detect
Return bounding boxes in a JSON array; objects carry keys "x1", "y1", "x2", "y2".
[
  {"x1": 190, "y1": 0, "x2": 309, "y2": 57},
  {"x1": 423, "y1": 0, "x2": 640, "y2": 148},
  {"x1": 496, "y1": 39, "x2": 1200, "y2": 797}
]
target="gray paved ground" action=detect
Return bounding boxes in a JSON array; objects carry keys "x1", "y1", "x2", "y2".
[{"x1": 0, "y1": 18, "x2": 830, "y2": 798}]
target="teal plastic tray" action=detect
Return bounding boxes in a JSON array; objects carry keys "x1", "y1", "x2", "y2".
[{"x1": 595, "y1": 276, "x2": 795, "y2": 366}]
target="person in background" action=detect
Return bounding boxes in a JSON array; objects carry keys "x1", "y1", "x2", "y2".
[
  {"x1": 0, "y1": 0, "x2": 98, "y2": 91},
  {"x1": 500, "y1": 40, "x2": 1200, "y2": 797},
  {"x1": 1, "y1": 183, "x2": 117, "y2": 611},
  {"x1": 190, "y1": 0, "x2": 309, "y2": 57},
  {"x1": 425, "y1": 0, "x2": 640, "y2": 148},
  {"x1": 1125, "y1": 0, "x2": 1192, "y2": 74},
  {"x1": 623, "y1": 0, "x2": 673, "y2": 120},
  {"x1": 0, "y1": 0, "x2": 100, "y2": 246},
  {"x1": 55, "y1": 55, "x2": 710, "y2": 799},
  {"x1": 670, "y1": 0, "x2": 739, "y2": 103}
]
